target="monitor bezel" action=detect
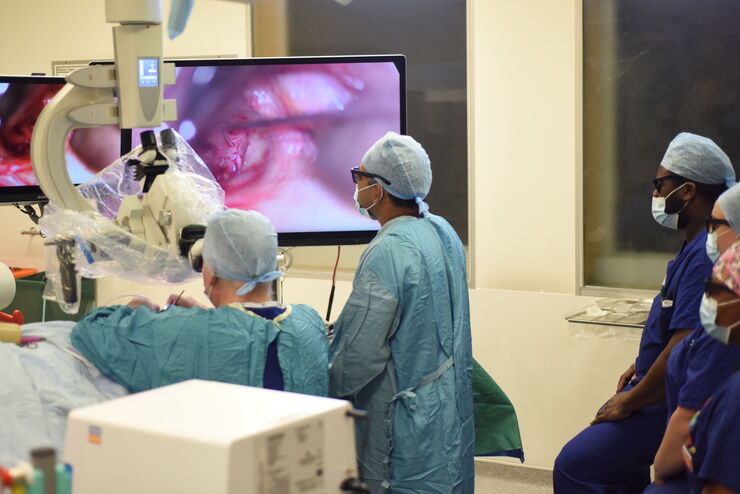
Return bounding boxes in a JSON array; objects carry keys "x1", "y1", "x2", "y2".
[
  {"x1": 0, "y1": 75, "x2": 128, "y2": 205},
  {"x1": 120, "y1": 55, "x2": 407, "y2": 246},
  {"x1": 0, "y1": 75, "x2": 65, "y2": 205}
]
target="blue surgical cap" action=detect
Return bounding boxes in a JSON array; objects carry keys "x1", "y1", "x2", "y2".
[
  {"x1": 203, "y1": 209, "x2": 281, "y2": 296},
  {"x1": 717, "y1": 183, "x2": 740, "y2": 235},
  {"x1": 660, "y1": 132, "x2": 735, "y2": 187},
  {"x1": 362, "y1": 132, "x2": 433, "y2": 216}
]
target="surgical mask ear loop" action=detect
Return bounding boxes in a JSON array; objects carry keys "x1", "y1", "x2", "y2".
[
  {"x1": 357, "y1": 183, "x2": 377, "y2": 194},
  {"x1": 713, "y1": 297, "x2": 740, "y2": 337},
  {"x1": 717, "y1": 297, "x2": 740, "y2": 309},
  {"x1": 204, "y1": 277, "x2": 216, "y2": 303},
  {"x1": 354, "y1": 183, "x2": 381, "y2": 219},
  {"x1": 717, "y1": 227, "x2": 735, "y2": 239},
  {"x1": 665, "y1": 182, "x2": 691, "y2": 215},
  {"x1": 367, "y1": 185, "x2": 383, "y2": 211}
]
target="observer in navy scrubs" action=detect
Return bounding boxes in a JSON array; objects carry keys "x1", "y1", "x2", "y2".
[
  {"x1": 554, "y1": 133, "x2": 736, "y2": 494},
  {"x1": 643, "y1": 185, "x2": 740, "y2": 493},
  {"x1": 685, "y1": 240, "x2": 740, "y2": 494}
]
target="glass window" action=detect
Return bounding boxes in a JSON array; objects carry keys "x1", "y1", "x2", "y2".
[{"x1": 583, "y1": 0, "x2": 740, "y2": 290}]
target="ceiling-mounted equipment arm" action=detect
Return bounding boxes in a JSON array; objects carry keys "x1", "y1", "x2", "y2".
[
  {"x1": 30, "y1": 67, "x2": 118, "y2": 211},
  {"x1": 30, "y1": 0, "x2": 177, "y2": 213}
]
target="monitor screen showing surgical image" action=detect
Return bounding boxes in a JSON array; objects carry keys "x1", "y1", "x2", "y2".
[
  {"x1": 0, "y1": 76, "x2": 122, "y2": 201},
  {"x1": 130, "y1": 56, "x2": 406, "y2": 243}
]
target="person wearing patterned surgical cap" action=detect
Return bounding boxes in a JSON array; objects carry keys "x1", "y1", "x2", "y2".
[
  {"x1": 706, "y1": 183, "x2": 740, "y2": 263},
  {"x1": 331, "y1": 132, "x2": 475, "y2": 493},
  {"x1": 679, "y1": 240, "x2": 740, "y2": 494},
  {"x1": 705, "y1": 239, "x2": 740, "y2": 345},
  {"x1": 71, "y1": 209, "x2": 329, "y2": 397},
  {"x1": 643, "y1": 237, "x2": 740, "y2": 493}
]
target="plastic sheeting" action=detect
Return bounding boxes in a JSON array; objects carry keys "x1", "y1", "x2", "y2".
[{"x1": 40, "y1": 131, "x2": 224, "y2": 313}]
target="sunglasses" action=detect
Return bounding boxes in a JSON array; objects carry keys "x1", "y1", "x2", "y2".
[
  {"x1": 652, "y1": 173, "x2": 686, "y2": 192},
  {"x1": 350, "y1": 167, "x2": 392, "y2": 186}
]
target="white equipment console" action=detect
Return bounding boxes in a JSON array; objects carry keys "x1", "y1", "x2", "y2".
[{"x1": 64, "y1": 380, "x2": 361, "y2": 494}]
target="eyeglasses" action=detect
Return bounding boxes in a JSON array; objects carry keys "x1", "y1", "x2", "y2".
[
  {"x1": 705, "y1": 216, "x2": 732, "y2": 234},
  {"x1": 350, "y1": 167, "x2": 392, "y2": 185},
  {"x1": 705, "y1": 279, "x2": 734, "y2": 298},
  {"x1": 652, "y1": 173, "x2": 685, "y2": 192}
]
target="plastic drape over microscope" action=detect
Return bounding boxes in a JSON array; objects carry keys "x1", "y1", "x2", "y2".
[{"x1": 40, "y1": 131, "x2": 224, "y2": 313}]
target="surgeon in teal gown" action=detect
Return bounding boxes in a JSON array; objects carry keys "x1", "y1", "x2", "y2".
[
  {"x1": 330, "y1": 132, "x2": 475, "y2": 493},
  {"x1": 72, "y1": 209, "x2": 328, "y2": 397}
]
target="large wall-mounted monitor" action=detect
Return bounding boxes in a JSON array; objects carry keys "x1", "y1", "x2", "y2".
[
  {"x1": 127, "y1": 55, "x2": 406, "y2": 246},
  {"x1": 0, "y1": 75, "x2": 122, "y2": 204}
]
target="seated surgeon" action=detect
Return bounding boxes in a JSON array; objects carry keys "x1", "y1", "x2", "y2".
[
  {"x1": 72, "y1": 209, "x2": 328, "y2": 396},
  {"x1": 644, "y1": 185, "x2": 740, "y2": 493},
  {"x1": 683, "y1": 241, "x2": 740, "y2": 494},
  {"x1": 554, "y1": 133, "x2": 735, "y2": 494}
]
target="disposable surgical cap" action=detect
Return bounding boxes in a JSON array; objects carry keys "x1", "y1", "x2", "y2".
[
  {"x1": 203, "y1": 209, "x2": 281, "y2": 296},
  {"x1": 717, "y1": 183, "x2": 740, "y2": 235},
  {"x1": 660, "y1": 132, "x2": 735, "y2": 187},
  {"x1": 363, "y1": 132, "x2": 433, "y2": 216}
]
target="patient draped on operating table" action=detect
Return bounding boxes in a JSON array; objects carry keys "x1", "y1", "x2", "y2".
[{"x1": 0, "y1": 209, "x2": 328, "y2": 465}]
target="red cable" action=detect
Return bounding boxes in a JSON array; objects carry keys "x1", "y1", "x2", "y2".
[
  {"x1": 325, "y1": 246, "x2": 341, "y2": 322},
  {"x1": 331, "y1": 245, "x2": 341, "y2": 286}
]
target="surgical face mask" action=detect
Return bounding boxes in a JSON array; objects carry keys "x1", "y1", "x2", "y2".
[
  {"x1": 706, "y1": 231, "x2": 721, "y2": 262},
  {"x1": 700, "y1": 294, "x2": 740, "y2": 344},
  {"x1": 652, "y1": 182, "x2": 689, "y2": 230},
  {"x1": 354, "y1": 183, "x2": 380, "y2": 219},
  {"x1": 706, "y1": 227, "x2": 734, "y2": 263}
]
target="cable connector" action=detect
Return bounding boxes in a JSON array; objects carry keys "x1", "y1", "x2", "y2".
[{"x1": 340, "y1": 477, "x2": 373, "y2": 493}]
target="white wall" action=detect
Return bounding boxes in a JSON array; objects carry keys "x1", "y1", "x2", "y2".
[
  {"x1": 470, "y1": 0, "x2": 580, "y2": 294},
  {"x1": 0, "y1": 0, "x2": 250, "y2": 75},
  {"x1": 0, "y1": 0, "x2": 643, "y2": 472},
  {"x1": 470, "y1": 289, "x2": 639, "y2": 467}
]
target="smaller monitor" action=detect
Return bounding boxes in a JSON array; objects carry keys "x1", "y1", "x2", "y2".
[{"x1": 0, "y1": 75, "x2": 122, "y2": 204}]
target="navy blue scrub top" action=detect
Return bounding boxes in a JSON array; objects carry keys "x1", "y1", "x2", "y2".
[
  {"x1": 248, "y1": 305, "x2": 286, "y2": 391},
  {"x1": 666, "y1": 326, "x2": 740, "y2": 414},
  {"x1": 635, "y1": 230, "x2": 712, "y2": 382},
  {"x1": 688, "y1": 371, "x2": 740, "y2": 493}
]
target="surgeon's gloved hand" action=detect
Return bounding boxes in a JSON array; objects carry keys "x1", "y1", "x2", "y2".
[
  {"x1": 591, "y1": 391, "x2": 634, "y2": 425},
  {"x1": 164, "y1": 293, "x2": 207, "y2": 309},
  {"x1": 616, "y1": 361, "x2": 636, "y2": 393},
  {"x1": 127, "y1": 296, "x2": 161, "y2": 312}
]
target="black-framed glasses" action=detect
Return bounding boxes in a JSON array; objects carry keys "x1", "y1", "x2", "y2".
[
  {"x1": 652, "y1": 173, "x2": 686, "y2": 192},
  {"x1": 351, "y1": 167, "x2": 392, "y2": 185},
  {"x1": 705, "y1": 216, "x2": 732, "y2": 234},
  {"x1": 705, "y1": 279, "x2": 734, "y2": 298}
]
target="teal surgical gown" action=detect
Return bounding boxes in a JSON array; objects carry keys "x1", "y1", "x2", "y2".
[
  {"x1": 71, "y1": 303, "x2": 328, "y2": 396},
  {"x1": 329, "y1": 214, "x2": 475, "y2": 494}
]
